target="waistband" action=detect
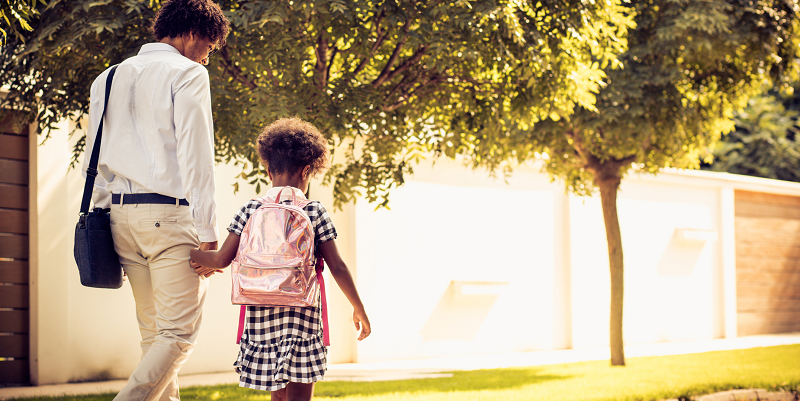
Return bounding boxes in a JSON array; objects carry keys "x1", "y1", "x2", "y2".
[{"x1": 111, "y1": 193, "x2": 189, "y2": 206}]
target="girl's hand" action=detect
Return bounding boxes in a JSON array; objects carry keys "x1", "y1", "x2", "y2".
[
  {"x1": 353, "y1": 308, "x2": 371, "y2": 341},
  {"x1": 190, "y1": 253, "x2": 223, "y2": 277},
  {"x1": 191, "y1": 261, "x2": 217, "y2": 277}
]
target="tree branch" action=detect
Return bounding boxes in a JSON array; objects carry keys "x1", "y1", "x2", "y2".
[
  {"x1": 371, "y1": 18, "x2": 413, "y2": 88},
  {"x1": 219, "y1": 46, "x2": 257, "y2": 90},
  {"x1": 353, "y1": 9, "x2": 388, "y2": 76},
  {"x1": 381, "y1": 74, "x2": 445, "y2": 112},
  {"x1": 380, "y1": 45, "x2": 428, "y2": 86},
  {"x1": 314, "y1": 34, "x2": 329, "y2": 89},
  {"x1": 326, "y1": 46, "x2": 338, "y2": 88},
  {"x1": 567, "y1": 129, "x2": 637, "y2": 182},
  {"x1": 384, "y1": 73, "x2": 414, "y2": 101}
]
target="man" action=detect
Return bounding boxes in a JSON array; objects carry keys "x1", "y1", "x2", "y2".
[{"x1": 82, "y1": 1, "x2": 229, "y2": 399}]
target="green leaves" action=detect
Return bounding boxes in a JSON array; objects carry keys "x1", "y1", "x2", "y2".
[
  {"x1": 206, "y1": 0, "x2": 633, "y2": 207},
  {"x1": 2, "y1": 0, "x2": 631, "y2": 208},
  {"x1": 0, "y1": 0, "x2": 48, "y2": 44},
  {"x1": 495, "y1": 0, "x2": 800, "y2": 192},
  {"x1": 703, "y1": 87, "x2": 800, "y2": 182},
  {"x1": 1, "y1": 0, "x2": 155, "y2": 141}
]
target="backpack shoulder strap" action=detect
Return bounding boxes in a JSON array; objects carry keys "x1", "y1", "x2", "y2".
[{"x1": 253, "y1": 196, "x2": 275, "y2": 205}]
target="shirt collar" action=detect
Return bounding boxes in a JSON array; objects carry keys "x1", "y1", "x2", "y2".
[
  {"x1": 138, "y1": 43, "x2": 182, "y2": 56},
  {"x1": 265, "y1": 186, "x2": 308, "y2": 203}
]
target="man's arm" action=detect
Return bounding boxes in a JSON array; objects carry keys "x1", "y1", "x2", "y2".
[{"x1": 173, "y1": 64, "x2": 219, "y2": 242}]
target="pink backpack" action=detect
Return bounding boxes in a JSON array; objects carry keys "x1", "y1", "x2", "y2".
[{"x1": 231, "y1": 187, "x2": 329, "y2": 345}]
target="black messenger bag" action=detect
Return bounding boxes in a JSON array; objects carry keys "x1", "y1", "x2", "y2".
[{"x1": 73, "y1": 65, "x2": 123, "y2": 289}]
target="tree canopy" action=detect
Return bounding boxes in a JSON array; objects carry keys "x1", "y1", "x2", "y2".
[
  {"x1": 703, "y1": 85, "x2": 800, "y2": 182},
  {"x1": 451, "y1": 0, "x2": 800, "y2": 191},
  {"x1": 443, "y1": 0, "x2": 800, "y2": 365},
  {"x1": 0, "y1": 0, "x2": 631, "y2": 207}
]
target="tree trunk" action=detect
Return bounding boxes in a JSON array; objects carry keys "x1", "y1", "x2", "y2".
[{"x1": 597, "y1": 176, "x2": 625, "y2": 366}]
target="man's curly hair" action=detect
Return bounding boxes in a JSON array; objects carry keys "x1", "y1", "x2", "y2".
[
  {"x1": 151, "y1": 0, "x2": 230, "y2": 45},
  {"x1": 257, "y1": 118, "x2": 331, "y2": 178}
]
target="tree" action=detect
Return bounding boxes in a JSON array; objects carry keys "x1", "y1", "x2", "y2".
[
  {"x1": 444, "y1": 0, "x2": 800, "y2": 365},
  {"x1": 703, "y1": 87, "x2": 800, "y2": 182},
  {"x1": 1, "y1": 0, "x2": 631, "y2": 207},
  {"x1": 0, "y1": 0, "x2": 47, "y2": 44},
  {"x1": 0, "y1": 0, "x2": 157, "y2": 137}
]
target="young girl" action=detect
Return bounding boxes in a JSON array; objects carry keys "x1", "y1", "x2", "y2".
[{"x1": 190, "y1": 117, "x2": 371, "y2": 401}]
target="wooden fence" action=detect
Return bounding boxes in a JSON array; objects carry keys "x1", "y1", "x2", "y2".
[
  {"x1": 0, "y1": 113, "x2": 30, "y2": 385},
  {"x1": 735, "y1": 190, "x2": 800, "y2": 336}
]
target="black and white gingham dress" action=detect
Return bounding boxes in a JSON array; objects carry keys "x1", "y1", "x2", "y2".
[{"x1": 228, "y1": 197, "x2": 337, "y2": 391}]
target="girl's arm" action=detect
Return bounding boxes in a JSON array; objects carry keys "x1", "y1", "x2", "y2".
[
  {"x1": 318, "y1": 239, "x2": 371, "y2": 341},
  {"x1": 190, "y1": 231, "x2": 241, "y2": 274}
]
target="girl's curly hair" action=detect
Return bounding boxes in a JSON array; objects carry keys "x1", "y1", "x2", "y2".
[
  {"x1": 257, "y1": 118, "x2": 331, "y2": 178},
  {"x1": 151, "y1": 0, "x2": 230, "y2": 46}
]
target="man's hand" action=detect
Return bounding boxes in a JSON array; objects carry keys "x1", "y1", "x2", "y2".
[
  {"x1": 200, "y1": 241, "x2": 218, "y2": 251},
  {"x1": 190, "y1": 258, "x2": 218, "y2": 277}
]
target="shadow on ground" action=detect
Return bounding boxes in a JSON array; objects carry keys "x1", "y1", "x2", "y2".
[
  {"x1": 313, "y1": 367, "x2": 572, "y2": 397},
  {"x1": 181, "y1": 367, "x2": 572, "y2": 399},
  {"x1": 7, "y1": 368, "x2": 571, "y2": 401}
]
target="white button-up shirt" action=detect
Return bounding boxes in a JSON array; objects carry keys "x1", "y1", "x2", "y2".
[{"x1": 83, "y1": 43, "x2": 219, "y2": 242}]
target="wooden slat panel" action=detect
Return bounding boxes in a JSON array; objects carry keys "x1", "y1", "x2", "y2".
[
  {"x1": 735, "y1": 200, "x2": 800, "y2": 220},
  {"x1": 735, "y1": 230, "x2": 800, "y2": 247},
  {"x1": 738, "y1": 298, "x2": 800, "y2": 312},
  {"x1": 0, "y1": 359, "x2": 29, "y2": 384},
  {"x1": 736, "y1": 217, "x2": 800, "y2": 232},
  {"x1": 0, "y1": 285, "x2": 28, "y2": 308},
  {"x1": 0, "y1": 335, "x2": 28, "y2": 358},
  {"x1": 0, "y1": 310, "x2": 28, "y2": 333},
  {"x1": 0, "y1": 260, "x2": 28, "y2": 284},
  {"x1": 737, "y1": 284, "x2": 800, "y2": 299},
  {"x1": 736, "y1": 190, "x2": 800, "y2": 208},
  {"x1": 738, "y1": 321, "x2": 800, "y2": 336},
  {"x1": 737, "y1": 257, "x2": 800, "y2": 272},
  {"x1": 738, "y1": 271, "x2": 800, "y2": 286},
  {"x1": 0, "y1": 160, "x2": 27, "y2": 185},
  {"x1": 0, "y1": 210, "x2": 28, "y2": 234},
  {"x1": 0, "y1": 235, "x2": 28, "y2": 259},
  {"x1": 737, "y1": 244, "x2": 800, "y2": 258},
  {"x1": 738, "y1": 311, "x2": 800, "y2": 325},
  {"x1": 0, "y1": 134, "x2": 28, "y2": 161},
  {"x1": 0, "y1": 184, "x2": 27, "y2": 210}
]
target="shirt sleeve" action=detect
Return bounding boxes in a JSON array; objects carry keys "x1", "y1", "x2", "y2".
[
  {"x1": 305, "y1": 201, "x2": 337, "y2": 245},
  {"x1": 228, "y1": 200, "x2": 263, "y2": 236},
  {"x1": 173, "y1": 64, "x2": 218, "y2": 242}
]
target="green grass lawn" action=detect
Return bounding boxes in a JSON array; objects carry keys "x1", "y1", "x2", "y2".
[{"x1": 11, "y1": 344, "x2": 800, "y2": 401}]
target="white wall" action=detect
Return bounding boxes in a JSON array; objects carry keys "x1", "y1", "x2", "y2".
[
  {"x1": 353, "y1": 160, "x2": 568, "y2": 361},
  {"x1": 29, "y1": 121, "x2": 800, "y2": 383},
  {"x1": 569, "y1": 180, "x2": 721, "y2": 349}
]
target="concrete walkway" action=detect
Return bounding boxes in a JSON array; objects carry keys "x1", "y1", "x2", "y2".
[{"x1": 2, "y1": 332, "x2": 799, "y2": 400}]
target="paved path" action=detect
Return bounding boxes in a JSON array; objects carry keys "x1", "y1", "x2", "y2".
[{"x1": 2, "y1": 332, "x2": 799, "y2": 400}]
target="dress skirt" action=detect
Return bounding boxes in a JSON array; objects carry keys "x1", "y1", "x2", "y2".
[{"x1": 234, "y1": 305, "x2": 327, "y2": 391}]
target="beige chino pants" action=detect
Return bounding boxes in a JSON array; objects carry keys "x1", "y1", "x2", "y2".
[{"x1": 110, "y1": 202, "x2": 207, "y2": 401}]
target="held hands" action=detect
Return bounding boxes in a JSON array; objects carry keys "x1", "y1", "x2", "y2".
[
  {"x1": 190, "y1": 258, "x2": 221, "y2": 278},
  {"x1": 353, "y1": 307, "x2": 371, "y2": 341},
  {"x1": 191, "y1": 241, "x2": 224, "y2": 278}
]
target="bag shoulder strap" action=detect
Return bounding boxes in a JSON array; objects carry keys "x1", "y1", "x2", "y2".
[{"x1": 80, "y1": 65, "x2": 118, "y2": 214}]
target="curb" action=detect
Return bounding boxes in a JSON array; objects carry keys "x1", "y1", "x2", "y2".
[{"x1": 666, "y1": 389, "x2": 799, "y2": 401}]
